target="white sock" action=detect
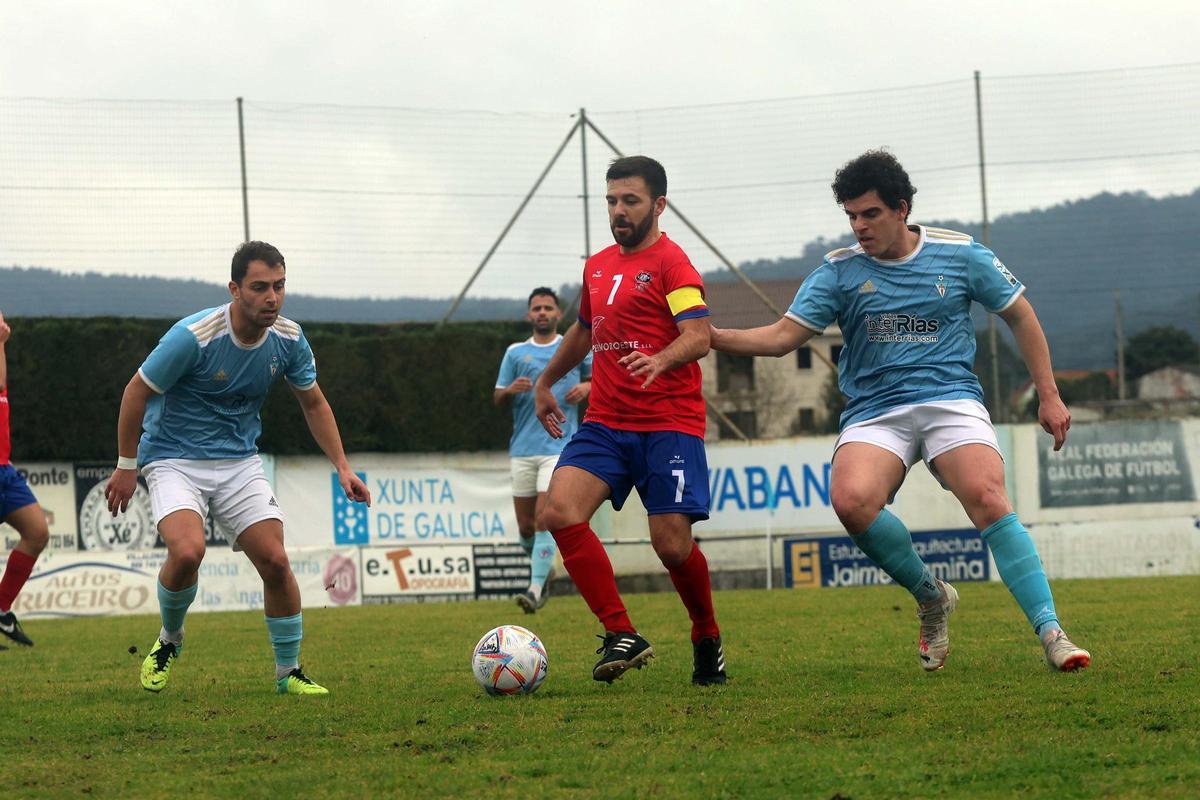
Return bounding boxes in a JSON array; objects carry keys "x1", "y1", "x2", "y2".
[
  {"x1": 527, "y1": 583, "x2": 543, "y2": 601},
  {"x1": 276, "y1": 663, "x2": 298, "y2": 680},
  {"x1": 159, "y1": 626, "x2": 184, "y2": 647}
]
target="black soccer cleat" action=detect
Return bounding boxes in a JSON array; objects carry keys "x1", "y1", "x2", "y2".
[
  {"x1": 592, "y1": 631, "x2": 654, "y2": 683},
  {"x1": 0, "y1": 611, "x2": 33, "y2": 646},
  {"x1": 692, "y1": 635, "x2": 727, "y2": 686}
]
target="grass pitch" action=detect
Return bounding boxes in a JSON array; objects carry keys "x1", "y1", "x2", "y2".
[{"x1": 1, "y1": 576, "x2": 1197, "y2": 799}]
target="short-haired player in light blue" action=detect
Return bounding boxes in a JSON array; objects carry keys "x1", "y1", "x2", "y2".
[
  {"x1": 494, "y1": 287, "x2": 591, "y2": 613},
  {"x1": 711, "y1": 150, "x2": 1089, "y2": 673},
  {"x1": 104, "y1": 241, "x2": 371, "y2": 696}
]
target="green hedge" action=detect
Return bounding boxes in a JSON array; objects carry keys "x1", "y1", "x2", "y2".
[{"x1": 5, "y1": 317, "x2": 531, "y2": 460}]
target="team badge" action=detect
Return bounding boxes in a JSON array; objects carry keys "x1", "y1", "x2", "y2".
[
  {"x1": 270, "y1": 354, "x2": 280, "y2": 377},
  {"x1": 859, "y1": 279, "x2": 877, "y2": 294},
  {"x1": 936, "y1": 275, "x2": 946, "y2": 298},
  {"x1": 213, "y1": 368, "x2": 228, "y2": 382},
  {"x1": 636, "y1": 271, "x2": 652, "y2": 283}
]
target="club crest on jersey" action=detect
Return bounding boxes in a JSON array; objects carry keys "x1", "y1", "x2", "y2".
[
  {"x1": 993, "y1": 257, "x2": 1018, "y2": 287},
  {"x1": 859, "y1": 279, "x2": 877, "y2": 294},
  {"x1": 936, "y1": 275, "x2": 946, "y2": 298},
  {"x1": 270, "y1": 355, "x2": 280, "y2": 377},
  {"x1": 213, "y1": 369, "x2": 229, "y2": 382}
]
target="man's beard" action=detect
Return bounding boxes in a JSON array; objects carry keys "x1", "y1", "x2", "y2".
[{"x1": 611, "y1": 211, "x2": 654, "y2": 248}]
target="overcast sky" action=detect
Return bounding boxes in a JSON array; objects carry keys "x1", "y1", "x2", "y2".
[
  {"x1": 2, "y1": 1, "x2": 1195, "y2": 110},
  {"x1": 1, "y1": 1, "x2": 1198, "y2": 301}
]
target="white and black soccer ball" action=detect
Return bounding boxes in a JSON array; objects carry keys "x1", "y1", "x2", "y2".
[{"x1": 471, "y1": 624, "x2": 548, "y2": 696}]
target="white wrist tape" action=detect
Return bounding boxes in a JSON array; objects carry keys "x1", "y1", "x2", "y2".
[{"x1": 116, "y1": 456, "x2": 138, "y2": 471}]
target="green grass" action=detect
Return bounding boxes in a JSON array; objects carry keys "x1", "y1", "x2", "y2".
[{"x1": 1, "y1": 576, "x2": 1197, "y2": 799}]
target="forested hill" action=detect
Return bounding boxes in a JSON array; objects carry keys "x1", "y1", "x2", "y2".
[
  {"x1": 0, "y1": 269, "x2": 527, "y2": 323},
  {"x1": 2, "y1": 188, "x2": 1197, "y2": 368}
]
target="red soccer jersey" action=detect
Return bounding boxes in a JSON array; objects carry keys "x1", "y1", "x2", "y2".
[
  {"x1": 0, "y1": 387, "x2": 10, "y2": 465},
  {"x1": 578, "y1": 233, "x2": 709, "y2": 437}
]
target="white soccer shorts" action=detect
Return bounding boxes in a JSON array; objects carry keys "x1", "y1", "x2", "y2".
[
  {"x1": 510, "y1": 455, "x2": 559, "y2": 498},
  {"x1": 834, "y1": 399, "x2": 1002, "y2": 490},
  {"x1": 141, "y1": 455, "x2": 284, "y2": 546}
]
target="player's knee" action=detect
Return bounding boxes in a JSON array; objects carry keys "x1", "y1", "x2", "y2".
[
  {"x1": 538, "y1": 502, "x2": 572, "y2": 534},
  {"x1": 652, "y1": 537, "x2": 692, "y2": 569},
  {"x1": 255, "y1": 549, "x2": 292, "y2": 584},
  {"x1": 963, "y1": 484, "x2": 1011, "y2": 527},
  {"x1": 20, "y1": 520, "x2": 50, "y2": 554},
  {"x1": 830, "y1": 484, "x2": 881, "y2": 531},
  {"x1": 172, "y1": 542, "x2": 207, "y2": 573}
]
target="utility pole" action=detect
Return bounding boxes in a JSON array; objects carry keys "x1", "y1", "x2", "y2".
[
  {"x1": 974, "y1": 71, "x2": 1002, "y2": 421},
  {"x1": 1115, "y1": 289, "x2": 1127, "y2": 400},
  {"x1": 236, "y1": 97, "x2": 250, "y2": 242}
]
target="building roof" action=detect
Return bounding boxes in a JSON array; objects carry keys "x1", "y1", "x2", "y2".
[{"x1": 705, "y1": 277, "x2": 804, "y2": 328}]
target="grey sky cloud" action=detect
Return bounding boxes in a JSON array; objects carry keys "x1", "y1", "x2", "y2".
[{"x1": 1, "y1": 2, "x2": 1198, "y2": 301}]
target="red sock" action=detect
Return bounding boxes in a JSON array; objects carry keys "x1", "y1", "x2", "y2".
[
  {"x1": 0, "y1": 549, "x2": 37, "y2": 612},
  {"x1": 552, "y1": 522, "x2": 634, "y2": 633},
  {"x1": 668, "y1": 544, "x2": 720, "y2": 643}
]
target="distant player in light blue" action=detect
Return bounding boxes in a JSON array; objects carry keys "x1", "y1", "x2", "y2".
[
  {"x1": 711, "y1": 150, "x2": 1090, "y2": 673},
  {"x1": 104, "y1": 241, "x2": 371, "y2": 695},
  {"x1": 494, "y1": 287, "x2": 591, "y2": 613}
]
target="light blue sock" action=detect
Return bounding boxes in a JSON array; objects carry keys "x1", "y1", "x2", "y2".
[
  {"x1": 157, "y1": 580, "x2": 197, "y2": 647},
  {"x1": 851, "y1": 509, "x2": 941, "y2": 603},
  {"x1": 266, "y1": 612, "x2": 303, "y2": 677},
  {"x1": 981, "y1": 513, "x2": 1060, "y2": 637},
  {"x1": 529, "y1": 530, "x2": 557, "y2": 594}
]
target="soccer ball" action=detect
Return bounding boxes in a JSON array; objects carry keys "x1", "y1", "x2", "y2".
[{"x1": 471, "y1": 624, "x2": 548, "y2": 696}]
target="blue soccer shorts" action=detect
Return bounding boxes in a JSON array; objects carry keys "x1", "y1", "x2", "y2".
[
  {"x1": 555, "y1": 422, "x2": 710, "y2": 521},
  {"x1": 0, "y1": 464, "x2": 39, "y2": 520}
]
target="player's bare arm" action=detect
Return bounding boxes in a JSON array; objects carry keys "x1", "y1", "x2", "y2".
[
  {"x1": 290, "y1": 381, "x2": 371, "y2": 505},
  {"x1": 619, "y1": 316, "x2": 710, "y2": 389},
  {"x1": 104, "y1": 372, "x2": 156, "y2": 515},
  {"x1": 493, "y1": 376, "x2": 533, "y2": 406},
  {"x1": 535, "y1": 321, "x2": 591, "y2": 438},
  {"x1": 999, "y1": 295, "x2": 1070, "y2": 451},
  {"x1": 563, "y1": 380, "x2": 591, "y2": 404},
  {"x1": 710, "y1": 316, "x2": 817, "y2": 358},
  {"x1": 0, "y1": 310, "x2": 10, "y2": 390}
]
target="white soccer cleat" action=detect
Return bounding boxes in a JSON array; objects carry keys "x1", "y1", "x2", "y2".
[
  {"x1": 1043, "y1": 630, "x2": 1091, "y2": 672},
  {"x1": 917, "y1": 580, "x2": 958, "y2": 672}
]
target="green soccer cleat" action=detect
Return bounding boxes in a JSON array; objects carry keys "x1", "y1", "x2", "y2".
[
  {"x1": 140, "y1": 639, "x2": 179, "y2": 693},
  {"x1": 276, "y1": 666, "x2": 329, "y2": 695}
]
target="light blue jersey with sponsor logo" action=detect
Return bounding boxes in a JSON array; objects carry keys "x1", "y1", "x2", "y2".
[
  {"x1": 496, "y1": 336, "x2": 592, "y2": 457},
  {"x1": 136, "y1": 304, "x2": 317, "y2": 464},
  {"x1": 787, "y1": 225, "x2": 1023, "y2": 430}
]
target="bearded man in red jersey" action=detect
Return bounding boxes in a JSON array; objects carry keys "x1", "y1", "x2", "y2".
[{"x1": 535, "y1": 156, "x2": 725, "y2": 686}]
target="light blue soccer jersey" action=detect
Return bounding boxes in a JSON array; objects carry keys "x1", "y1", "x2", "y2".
[
  {"x1": 495, "y1": 336, "x2": 592, "y2": 457},
  {"x1": 136, "y1": 304, "x2": 317, "y2": 464},
  {"x1": 787, "y1": 226, "x2": 1023, "y2": 430}
]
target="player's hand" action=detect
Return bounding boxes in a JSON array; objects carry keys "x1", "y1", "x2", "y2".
[
  {"x1": 339, "y1": 468, "x2": 372, "y2": 506},
  {"x1": 507, "y1": 376, "x2": 534, "y2": 395},
  {"x1": 563, "y1": 381, "x2": 591, "y2": 404},
  {"x1": 535, "y1": 382, "x2": 566, "y2": 438},
  {"x1": 104, "y1": 468, "x2": 138, "y2": 516},
  {"x1": 1039, "y1": 392, "x2": 1071, "y2": 451},
  {"x1": 0, "y1": 310, "x2": 10, "y2": 345},
  {"x1": 619, "y1": 350, "x2": 666, "y2": 389}
]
